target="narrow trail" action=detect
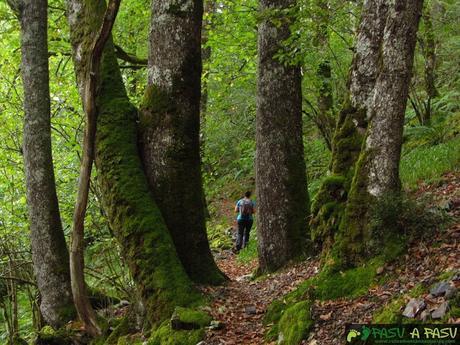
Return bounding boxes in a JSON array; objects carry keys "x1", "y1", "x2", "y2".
[
  {"x1": 203, "y1": 172, "x2": 460, "y2": 345},
  {"x1": 203, "y1": 253, "x2": 319, "y2": 345}
]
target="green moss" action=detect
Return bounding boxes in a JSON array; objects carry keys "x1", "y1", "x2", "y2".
[
  {"x1": 172, "y1": 307, "x2": 212, "y2": 328},
  {"x1": 330, "y1": 104, "x2": 367, "y2": 175},
  {"x1": 373, "y1": 297, "x2": 405, "y2": 323},
  {"x1": 104, "y1": 317, "x2": 133, "y2": 345},
  {"x1": 148, "y1": 320, "x2": 205, "y2": 345},
  {"x1": 116, "y1": 334, "x2": 143, "y2": 345},
  {"x1": 265, "y1": 251, "x2": 406, "y2": 340},
  {"x1": 95, "y1": 43, "x2": 203, "y2": 325},
  {"x1": 373, "y1": 284, "x2": 426, "y2": 324},
  {"x1": 310, "y1": 103, "x2": 367, "y2": 258},
  {"x1": 12, "y1": 336, "x2": 28, "y2": 345},
  {"x1": 277, "y1": 301, "x2": 313, "y2": 345},
  {"x1": 310, "y1": 175, "x2": 347, "y2": 255},
  {"x1": 35, "y1": 326, "x2": 73, "y2": 345},
  {"x1": 139, "y1": 84, "x2": 174, "y2": 128}
]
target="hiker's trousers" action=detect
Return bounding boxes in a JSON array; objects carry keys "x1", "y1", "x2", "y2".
[{"x1": 236, "y1": 218, "x2": 253, "y2": 250}]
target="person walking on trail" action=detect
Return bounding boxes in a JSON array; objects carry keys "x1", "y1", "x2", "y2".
[{"x1": 234, "y1": 191, "x2": 256, "y2": 252}]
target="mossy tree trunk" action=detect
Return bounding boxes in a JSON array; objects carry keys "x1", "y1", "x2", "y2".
[
  {"x1": 139, "y1": 0, "x2": 224, "y2": 284},
  {"x1": 310, "y1": 0, "x2": 389, "y2": 253},
  {"x1": 66, "y1": 0, "x2": 202, "y2": 326},
  {"x1": 256, "y1": 0, "x2": 310, "y2": 272},
  {"x1": 13, "y1": 0, "x2": 76, "y2": 329},
  {"x1": 336, "y1": 0, "x2": 424, "y2": 267}
]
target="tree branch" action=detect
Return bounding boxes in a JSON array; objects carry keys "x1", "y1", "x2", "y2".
[
  {"x1": 70, "y1": 0, "x2": 121, "y2": 337},
  {"x1": 114, "y1": 44, "x2": 147, "y2": 65}
]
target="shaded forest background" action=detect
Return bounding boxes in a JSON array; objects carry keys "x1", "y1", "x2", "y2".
[{"x1": 0, "y1": 0, "x2": 459, "y2": 344}]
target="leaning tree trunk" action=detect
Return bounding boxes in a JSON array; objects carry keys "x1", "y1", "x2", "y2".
[
  {"x1": 14, "y1": 0, "x2": 76, "y2": 329},
  {"x1": 140, "y1": 0, "x2": 224, "y2": 284},
  {"x1": 336, "y1": 0, "x2": 424, "y2": 267},
  {"x1": 310, "y1": 0, "x2": 389, "y2": 253},
  {"x1": 66, "y1": 0, "x2": 201, "y2": 325},
  {"x1": 256, "y1": 0, "x2": 309, "y2": 272}
]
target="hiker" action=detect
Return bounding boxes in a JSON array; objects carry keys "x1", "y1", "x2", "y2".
[{"x1": 234, "y1": 191, "x2": 256, "y2": 252}]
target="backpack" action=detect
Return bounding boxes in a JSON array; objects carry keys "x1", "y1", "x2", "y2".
[{"x1": 240, "y1": 199, "x2": 253, "y2": 217}]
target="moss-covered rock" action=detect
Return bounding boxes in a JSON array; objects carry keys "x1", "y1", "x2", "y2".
[
  {"x1": 12, "y1": 336, "x2": 28, "y2": 345},
  {"x1": 170, "y1": 307, "x2": 212, "y2": 330},
  {"x1": 277, "y1": 301, "x2": 313, "y2": 345},
  {"x1": 116, "y1": 334, "x2": 143, "y2": 345},
  {"x1": 265, "y1": 252, "x2": 406, "y2": 341},
  {"x1": 35, "y1": 326, "x2": 73, "y2": 345},
  {"x1": 104, "y1": 317, "x2": 134, "y2": 345},
  {"x1": 148, "y1": 320, "x2": 205, "y2": 345}
]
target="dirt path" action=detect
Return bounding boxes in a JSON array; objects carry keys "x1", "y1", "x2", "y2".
[
  {"x1": 203, "y1": 253, "x2": 319, "y2": 345},
  {"x1": 203, "y1": 172, "x2": 460, "y2": 345}
]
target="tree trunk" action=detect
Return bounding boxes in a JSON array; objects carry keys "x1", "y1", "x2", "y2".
[
  {"x1": 201, "y1": 0, "x2": 216, "y2": 220},
  {"x1": 139, "y1": 0, "x2": 225, "y2": 284},
  {"x1": 337, "y1": 0, "x2": 424, "y2": 267},
  {"x1": 256, "y1": 0, "x2": 309, "y2": 272},
  {"x1": 310, "y1": 0, "x2": 388, "y2": 253},
  {"x1": 69, "y1": 0, "x2": 120, "y2": 336},
  {"x1": 16, "y1": 0, "x2": 76, "y2": 329},
  {"x1": 421, "y1": 2, "x2": 438, "y2": 125},
  {"x1": 313, "y1": 0, "x2": 335, "y2": 151},
  {"x1": 67, "y1": 0, "x2": 202, "y2": 325}
]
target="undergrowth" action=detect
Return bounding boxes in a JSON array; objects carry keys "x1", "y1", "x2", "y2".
[{"x1": 400, "y1": 136, "x2": 460, "y2": 189}]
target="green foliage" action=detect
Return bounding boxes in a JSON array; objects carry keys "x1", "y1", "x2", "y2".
[
  {"x1": 400, "y1": 136, "x2": 460, "y2": 189},
  {"x1": 237, "y1": 234, "x2": 258, "y2": 264}
]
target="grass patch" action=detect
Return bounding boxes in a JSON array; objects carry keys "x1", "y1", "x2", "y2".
[
  {"x1": 237, "y1": 235, "x2": 258, "y2": 264},
  {"x1": 400, "y1": 136, "x2": 460, "y2": 189}
]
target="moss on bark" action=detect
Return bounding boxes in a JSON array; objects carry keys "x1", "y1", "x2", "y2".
[
  {"x1": 67, "y1": 0, "x2": 203, "y2": 327},
  {"x1": 310, "y1": 102, "x2": 366, "y2": 256},
  {"x1": 95, "y1": 48, "x2": 203, "y2": 325}
]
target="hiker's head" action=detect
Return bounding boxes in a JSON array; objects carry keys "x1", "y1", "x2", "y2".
[{"x1": 244, "y1": 191, "x2": 251, "y2": 198}]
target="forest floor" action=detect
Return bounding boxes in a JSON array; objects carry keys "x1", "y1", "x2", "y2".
[{"x1": 203, "y1": 171, "x2": 460, "y2": 345}]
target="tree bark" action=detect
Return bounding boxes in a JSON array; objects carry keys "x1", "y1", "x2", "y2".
[
  {"x1": 140, "y1": 0, "x2": 225, "y2": 284},
  {"x1": 256, "y1": 0, "x2": 309, "y2": 272},
  {"x1": 310, "y1": 0, "x2": 388, "y2": 253},
  {"x1": 16, "y1": 0, "x2": 76, "y2": 329},
  {"x1": 420, "y1": 3, "x2": 438, "y2": 125},
  {"x1": 337, "y1": 0, "x2": 424, "y2": 266},
  {"x1": 69, "y1": 0, "x2": 120, "y2": 336},
  {"x1": 67, "y1": 0, "x2": 201, "y2": 326}
]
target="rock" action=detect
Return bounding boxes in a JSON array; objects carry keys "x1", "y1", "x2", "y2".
[
  {"x1": 445, "y1": 286, "x2": 458, "y2": 299},
  {"x1": 245, "y1": 305, "x2": 257, "y2": 315},
  {"x1": 376, "y1": 267, "x2": 384, "y2": 275},
  {"x1": 430, "y1": 281, "x2": 451, "y2": 297},
  {"x1": 170, "y1": 307, "x2": 212, "y2": 330},
  {"x1": 431, "y1": 301, "x2": 449, "y2": 319},
  {"x1": 236, "y1": 274, "x2": 253, "y2": 282},
  {"x1": 402, "y1": 298, "x2": 426, "y2": 318},
  {"x1": 419, "y1": 310, "x2": 430, "y2": 322},
  {"x1": 277, "y1": 332, "x2": 285, "y2": 345},
  {"x1": 208, "y1": 320, "x2": 225, "y2": 330},
  {"x1": 451, "y1": 271, "x2": 460, "y2": 282}
]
